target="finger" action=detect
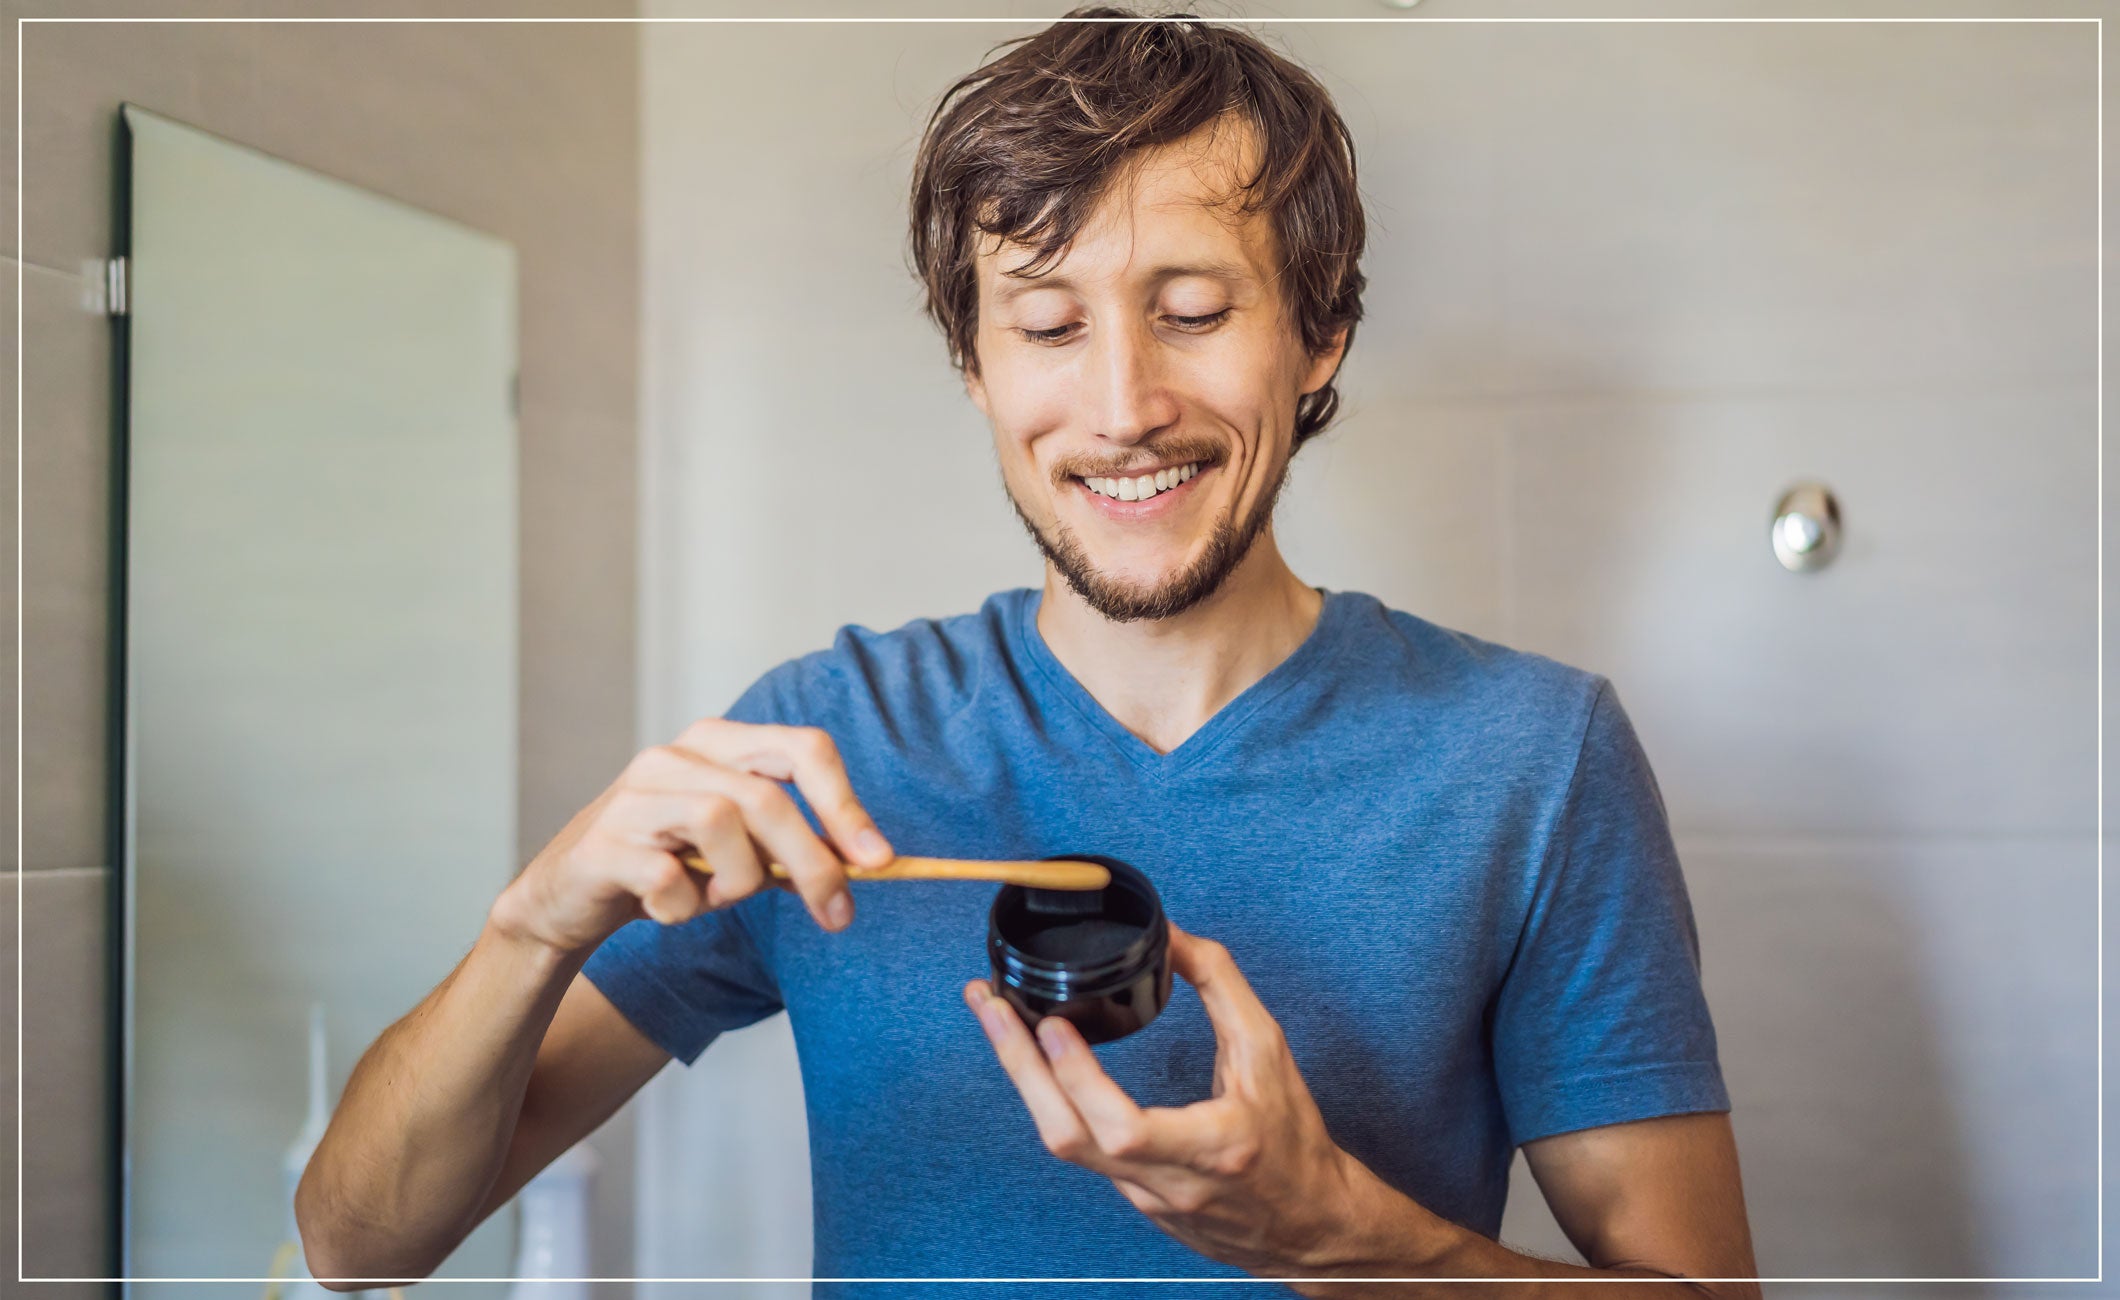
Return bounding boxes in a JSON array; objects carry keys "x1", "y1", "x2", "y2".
[
  {"x1": 643, "y1": 731, "x2": 867, "y2": 927},
  {"x1": 773, "y1": 726, "x2": 897, "y2": 870},
  {"x1": 614, "y1": 846, "x2": 705, "y2": 926},
  {"x1": 683, "y1": 795, "x2": 767, "y2": 910},
  {"x1": 678, "y1": 719, "x2": 894, "y2": 869},
  {"x1": 1034, "y1": 1015, "x2": 1234, "y2": 1172},
  {"x1": 1167, "y1": 924, "x2": 1286, "y2": 1075},
  {"x1": 713, "y1": 770, "x2": 854, "y2": 932},
  {"x1": 963, "y1": 981, "x2": 1104, "y2": 1172},
  {"x1": 1111, "y1": 1173, "x2": 1176, "y2": 1218},
  {"x1": 608, "y1": 786, "x2": 768, "y2": 910}
]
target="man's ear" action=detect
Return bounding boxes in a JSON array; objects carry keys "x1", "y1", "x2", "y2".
[
  {"x1": 963, "y1": 362, "x2": 990, "y2": 417},
  {"x1": 1300, "y1": 325, "x2": 1350, "y2": 397}
]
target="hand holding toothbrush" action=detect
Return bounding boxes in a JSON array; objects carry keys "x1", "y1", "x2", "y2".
[{"x1": 490, "y1": 718, "x2": 894, "y2": 951}]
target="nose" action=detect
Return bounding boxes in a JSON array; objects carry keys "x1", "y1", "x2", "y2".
[{"x1": 1084, "y1": 316, "x2": 1180, "y2": 447}]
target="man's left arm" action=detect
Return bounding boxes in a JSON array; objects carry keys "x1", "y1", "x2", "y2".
[{"x1": 965, "y1": 923, "x2": 1761, "y2": 1300}]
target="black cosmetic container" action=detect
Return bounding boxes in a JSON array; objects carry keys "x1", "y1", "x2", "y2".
[{"x1": 987, "y1": 854, "x2": 1172, "y2": 1045}]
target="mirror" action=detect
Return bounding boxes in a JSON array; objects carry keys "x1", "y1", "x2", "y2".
[{"x1": 117, "y1": 105, "x2": 519, "y2": 1294}]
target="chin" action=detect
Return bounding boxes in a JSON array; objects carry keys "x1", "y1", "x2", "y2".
[
  {"x1": 1075, "y1": 552, "x2": 1194, "y2": 591},
  {"x1": 1009, "y1": 471, "x2": 1275, "y2": 624},
  {"x1": 1087, "y1": 571, "x2": 1186, "y2": 607}
]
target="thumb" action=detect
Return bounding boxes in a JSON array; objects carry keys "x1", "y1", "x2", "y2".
[{"x1": 1167, "y1": 922, "x2": 1284, "y2": 1064}]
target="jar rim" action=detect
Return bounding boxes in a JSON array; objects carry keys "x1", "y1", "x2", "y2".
[{"x1": 988, "y1": 854, "x2": 1167, "y2": 991}]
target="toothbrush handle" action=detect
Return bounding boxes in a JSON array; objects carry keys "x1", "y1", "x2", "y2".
[{"x1": 674, "y1": 852, "x2": 1108, "y2": 891}]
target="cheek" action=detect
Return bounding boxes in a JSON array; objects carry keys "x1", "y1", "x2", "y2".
[
  {"x1": 1184, "y1": 365, "x2": 1279, "y2": 445},
  {"x1": 981, "y1": 355, "x2": 1075, "y2": 446}
]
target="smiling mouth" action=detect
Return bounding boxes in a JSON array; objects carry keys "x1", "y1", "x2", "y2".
[{"x1": 1076, "y1": 461, "x2": 1202, "y2": 503}]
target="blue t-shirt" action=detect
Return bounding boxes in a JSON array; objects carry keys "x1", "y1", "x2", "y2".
[{"x1": 583, "y1": 587, "x2": 1728, "y2": 1293}]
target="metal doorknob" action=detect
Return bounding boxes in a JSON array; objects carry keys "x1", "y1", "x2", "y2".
[{"x1": 1771, "y1": 482, "x2": 1841, "y2": 572}]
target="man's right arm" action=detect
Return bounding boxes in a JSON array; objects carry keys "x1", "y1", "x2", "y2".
[
  {"x1": 293, "y1": 922, "x2": 663, "y2": 1285},
  {"x1": 293, "y1": 717, "x2": 896, "y2": 1286}
]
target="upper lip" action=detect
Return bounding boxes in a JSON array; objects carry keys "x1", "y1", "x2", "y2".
[{"x1": 1075, "y1": 460, "x2": 1205, "y2": 479}]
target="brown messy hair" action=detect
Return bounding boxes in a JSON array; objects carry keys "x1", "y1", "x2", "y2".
[{"x1": 908, "y1": 6, "x2": 1367, "y2": 448}]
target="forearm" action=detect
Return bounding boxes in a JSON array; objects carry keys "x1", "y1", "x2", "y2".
[
  {"x1": 1270, "y1": 1158, "x2": 1760, "y2": 1300},
  {"x1": 294, "y1": 914, "x2": 586, "y2": 1283}
]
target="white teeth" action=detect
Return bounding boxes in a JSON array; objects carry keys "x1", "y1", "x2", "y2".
[{"x1": 1081, "y1": 461, "x2": 1202, "y2": 501}]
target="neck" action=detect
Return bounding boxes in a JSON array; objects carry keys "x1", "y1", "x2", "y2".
[{"x1": 1035, "y1": 531, "x2": 1323, "y2": 755}]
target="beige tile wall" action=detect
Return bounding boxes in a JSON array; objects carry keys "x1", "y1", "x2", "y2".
[
  {"x1": 634, "y1": 0, "x2": 2112, "y2": 1281},
  {"x1": 4, "y1": 3, "x2": 640, "y2": 1294}
]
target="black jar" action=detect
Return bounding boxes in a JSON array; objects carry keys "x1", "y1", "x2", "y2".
[{"x1": 987, "y1": 854, "x2": 1172, "y2": 1045}]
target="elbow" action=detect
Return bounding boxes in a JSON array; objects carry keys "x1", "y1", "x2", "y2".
[
  {"x1": 1676, "y1": 1278, "x2": 1760, "y2": 1300},
  {"x1": 293, "y1": 1166, "x2": 436, "y2": 1291},
  {"x1": 295, "y1": 1222, "x2": 434, "y2": 1293},
  {"x1": 291, "y1": 1198, "x2": 370, "y2": 1291},
  {"x1": 306, "y1": 1262, "x2": 373, "y2": 1297}
]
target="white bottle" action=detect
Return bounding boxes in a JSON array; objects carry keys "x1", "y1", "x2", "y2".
[
  {"x1": 281, "y1": 1003, "x2": 368, "y2": 1300},
  {"x1": 506, "y1": 1140, "x2": 599, "y2": 1300}
]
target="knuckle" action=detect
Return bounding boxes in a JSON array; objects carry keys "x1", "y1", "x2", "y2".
[
  {"x1": 793, "y1": 726, "x2": 837, "y2": 763},
  {"x1": 1042, "y1": 1125, "x2": 1091, "y2": 1162},
  {"x1": 676, "y1": 716, "x2": 725, "y2": 745},
  {"x1": 696, "y1": 793, "x2": 744, "y2": 835},
  {"x1": 568, "y1": 829, "x2": 622, "y2": 872},
  {"x1": 602, "y1": 785, "x2": 651, "y2": 818},
  {"x1": 727, "y1": 773, "x2": 788, "y2": 820},
  {"x1": 1213, "y1": 1134, "x2": 1261, "y2": 1178},
  {"x1": 1106, "y1": 1122, "x2": 1150, "y2": 1160},
  {"x1": 626, "y1": 743, "x2": 701, "y2": 783}
]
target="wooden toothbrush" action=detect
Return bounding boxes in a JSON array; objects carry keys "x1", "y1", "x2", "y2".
[{"x1": 675, "y1": 852, "x2": 1110, "y2": 891}]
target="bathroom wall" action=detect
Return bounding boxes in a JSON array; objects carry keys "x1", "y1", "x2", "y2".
[
  {"x1": 5, "y1": 4, "x2": 641, "y2": 1295},
  {"x1": 637, "y1": 0, "x2": 2116, "y2": 1293}
]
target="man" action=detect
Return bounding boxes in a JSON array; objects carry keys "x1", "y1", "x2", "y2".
[{"x1": 297, "y1": 10, "x2": 1760, "y2": 1297}]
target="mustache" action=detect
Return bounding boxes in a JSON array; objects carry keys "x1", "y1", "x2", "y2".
[{"x1": 1048, "y1": 437, "x2": 1226, "y2": 485}]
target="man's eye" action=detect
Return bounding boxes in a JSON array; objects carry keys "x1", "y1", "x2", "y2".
[
  {"x1": 1017, "y1": 323, "x2": 1079, "y2": 344},
  {"x1": 1166, "y1": 309, "x2": 1231, "y2": 331}
]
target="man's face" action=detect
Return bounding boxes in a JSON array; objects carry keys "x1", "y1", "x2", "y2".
[{"x1": 963, "y1": 118, "x2": 1346, "y2": 623}]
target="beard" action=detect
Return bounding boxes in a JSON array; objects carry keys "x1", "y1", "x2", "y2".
[{"x1": 1005, "y1": 441, "x2": 1291, "y2": 624}]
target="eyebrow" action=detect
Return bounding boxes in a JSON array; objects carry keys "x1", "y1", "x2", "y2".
[{"x1": 991, "y1": 258, "x2": 1255, "y2": 303}]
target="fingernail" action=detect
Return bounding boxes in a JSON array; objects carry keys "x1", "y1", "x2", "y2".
[
  {"x1": 976, "y1": 998, "x2": 1009, "y2": 1039},
  {"x1": 1036, "y1": 1018, "x2": 1071, "y2": 1058},
  {"x1": 854, "y1": 827, "x2": 891, "y2": 863},
  {"x1": 826, "y1": 891, "x2": 854, "y2": 929}
]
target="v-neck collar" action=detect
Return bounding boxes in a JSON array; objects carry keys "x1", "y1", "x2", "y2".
[{"x1": 1006, "y1": 583, "x2": 1357, "y2": 779}]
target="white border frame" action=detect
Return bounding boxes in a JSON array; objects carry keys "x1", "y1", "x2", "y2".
[{"x1": 14, "y1": 11, "x2": 2107, "y2": 1289}]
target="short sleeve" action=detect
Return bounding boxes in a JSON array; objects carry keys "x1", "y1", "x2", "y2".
[
  {"x1": 578, "y1": 668, "x2": 797, "y2": 1065},
  {"x1": 1490, "y1": 679, "x2": 1731, "y2": 1146},
  {"x1": 581, "y1": 906, "x2": 784, "y2": 1065}
]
